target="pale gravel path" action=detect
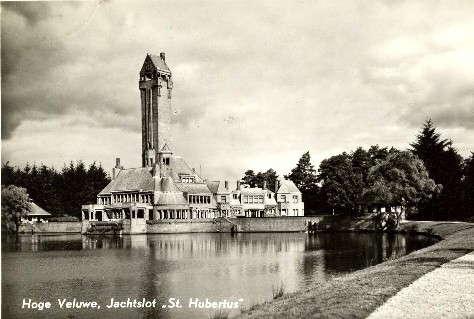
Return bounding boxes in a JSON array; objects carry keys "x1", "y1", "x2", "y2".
[{"x1": 367, "y1": 252, "x2": 474, "y2": 319}]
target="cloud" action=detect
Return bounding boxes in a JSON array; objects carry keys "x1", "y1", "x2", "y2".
[
  {"x1": 2, "y1": 2, "x2": 55, "y2": 26},
  {"x1": 1, "y1": 1, "x2": 473, "y2": 182}
]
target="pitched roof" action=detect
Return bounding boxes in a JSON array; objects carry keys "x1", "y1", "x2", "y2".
[
  {"x1": 241, "y1": 187, "x2": 265, "y2": 195},
  {"x1": 168, "y1": 156, "x2": 204, "y2": 183},
  {"x1": 156, "y1": 192, "x2": 188, "y2": 206},
  {"x1": 160, "y1": 176, "x2": 181, "y2": 192},
  {"x1": 206, "y1": 181, "x2": 220, "y2": 194},
  {"x1": 277, "y1": 180, "x2": 301, "y2": 193},
  {"x1": 217, "y1": 181, "x2": 231, "y2": 193},
  {"x1": 26, "y1": 202, "x2": 51, "y2": 216},
  {"x1": 175, "y1": 183, "x2": 212, "y2": 194},
  {"x1": 148, "y1": 53, "x2": 170, "y2": 72},
  {"x1": 99, "y1": 167, "x2": 154, "y2": 194},
  {"x1": 160, "y1": 142, "x2": 172, "y2": 153}
]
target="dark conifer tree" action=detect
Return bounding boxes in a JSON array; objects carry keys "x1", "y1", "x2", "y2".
[
  {"x1": 286, "y1": 152, "x2": 320, "y2": 214},
  {"x1": 461, "y1": 153, "x2": 474, "y2": 221},
  {"x1": 410, "y1": 119, "x2": 464, "y2": 220}
]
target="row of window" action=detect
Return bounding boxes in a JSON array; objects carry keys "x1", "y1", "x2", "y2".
[
  {"x1": 98, "y1": 194, "x2": 153, "y2": 205},
  {"x1": 243, "y1": 195, "x2": 264, "y2": 204},
  {"x1": 181, "y1": 177, "x2": 194, "y2": 183},
  {"x1": 188, "y1": 195, "x2": 211, "y2": 204},
  {"x1": 280, "y1": 195, "x2": 299, "y2": 203},
  {"x1": 99, "y1": 193, "x2": 299, "y2": 206},
  {"x1": 280, "y1": 209, "x2": 300, "y2": 215}
]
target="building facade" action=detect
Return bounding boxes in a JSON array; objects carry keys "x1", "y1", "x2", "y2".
[{"x1": 81, "y1": 53, "x2": 304, "y2": 223}]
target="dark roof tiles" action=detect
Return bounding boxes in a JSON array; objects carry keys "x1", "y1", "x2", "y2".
[
  {"x1": 148, "y1": 54, "x2": 170, "y2": 72},
  {"x1": 100, "y1": 167, "x2": 154, "y2": 194},
  {"x1": 176, "y1": 183, "x2": 212, "y2": 194},
  {"x1": 277, "y1": 180, "x2": 301, "y2": 193}
]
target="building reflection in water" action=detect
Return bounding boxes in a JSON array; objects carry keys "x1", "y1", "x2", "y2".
[{"x1": 2, "y1": 232, "x2": 435, "y2": 319}]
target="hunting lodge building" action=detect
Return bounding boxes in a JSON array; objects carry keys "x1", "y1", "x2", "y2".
[{"x1": 81, "y1": 53, "x2": 304, "y2": 223}]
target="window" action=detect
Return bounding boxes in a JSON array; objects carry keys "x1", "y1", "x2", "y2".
[
  {"x1": 233, "y1": 194, "x2": 238, "y2": 199},
  {"x1": 281, "y1": 195, "x2": 286, "y2": 203},
  {"x1": 137, "y1": 209, "x2": 144, "y2": 219},
  {"x1": 168, "y1": 89, "x2": 172, "y2": 99},
  {"x1": 182, "y1": 176, "x2": 194, "y2": 183},
  {"x1": 221, "y1": 196, "x2": 227, "y2": 203},
  {"x1": 244, "y1": 196, "x2": 248, "y2": 203},
  {"x1": 293, "y1": 195, "x2": 298, "y2": 203}
]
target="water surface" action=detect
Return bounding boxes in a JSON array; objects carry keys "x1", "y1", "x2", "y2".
[{"x1": 2, "y1": 232, "x2": 435, "y2": 319}]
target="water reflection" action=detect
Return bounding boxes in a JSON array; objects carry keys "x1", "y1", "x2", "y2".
[{"x1": 2, "y1": 232, "x2": 435, "y2": 319}]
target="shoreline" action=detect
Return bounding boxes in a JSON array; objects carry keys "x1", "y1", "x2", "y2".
[{"x1": 235, "y1": 221, "x2": 474, "y2": 318}]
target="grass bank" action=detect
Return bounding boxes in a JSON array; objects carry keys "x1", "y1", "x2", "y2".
[{"x1": 236, "y1": 221, "x2": 474, "y2": 319}]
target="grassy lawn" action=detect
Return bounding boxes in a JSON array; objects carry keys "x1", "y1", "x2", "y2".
[{"x1": 236, "y1": 221, "x2": 474, "y2": 319}]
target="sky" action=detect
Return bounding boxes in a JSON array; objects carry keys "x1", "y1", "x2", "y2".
[{"x1": 2, "y1": 0, "x2": 474, "y2": 183}]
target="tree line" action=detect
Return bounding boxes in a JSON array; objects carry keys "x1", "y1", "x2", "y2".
[
  {"x1": 2, "y1": 119, "x2": 472, "y2": 224},
  {"x1": 1, "y1": 161, "x2": 111, "y2": 220},
  {"x1": 240, "y1": 120, "x2": 473, "y2": 221}
]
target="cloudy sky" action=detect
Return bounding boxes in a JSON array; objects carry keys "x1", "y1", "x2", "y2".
[{"x1": 2, "y1": 1, "x2": 473, "y2": 182}]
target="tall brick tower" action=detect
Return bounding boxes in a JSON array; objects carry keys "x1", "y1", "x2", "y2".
[{"x1": 139, "y1": 53, "x2": 173, "y2": 168}]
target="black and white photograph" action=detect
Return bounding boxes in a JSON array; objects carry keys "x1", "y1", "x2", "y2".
[{"x1": 1, "y1": 1, "x2": 474, "y2": 318}]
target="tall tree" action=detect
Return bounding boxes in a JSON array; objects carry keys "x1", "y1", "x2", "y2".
[
  {"x1": 410, "y1": 119, "x2": 464, "y2": 220},
  {"x1": 241, "y1": 169, "x2": 279, "y2": 190},
  {"x1": 1, "y1": 185, "x2": 30, "y2": 234},
  {"x1": 317, "y1": 146, "x2": 396, "y2": 215},
  {"x1": 362, "y1": 151, "x2": 441, "y2": 229},
  {"x1": 1, "y1": 161, "x2": 110, "y2": 219},
  {"x1": 256, "y1": 168, "x2": 279, "y2": 191},
  {"x1": 241, "y1": 170, "x2": 257, "y2": 187},
  {"x1": 286, "y1": 152, "x2": 319, "y2": 214},
  {"x1": 461, "y1": 153, "x2": 474, "y2": 221},
  {"x1": 317, "y1": 152, "x2": 360, "y2": 214}
]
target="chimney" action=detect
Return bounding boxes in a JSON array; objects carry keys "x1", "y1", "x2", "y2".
[
  {"x1": 160, "y1": 52, "x2": 166, "y2": 61},
  {"x1": 275, "y1": 180, "x2": 280, "y2": 193},
  {"x1": 192, "y1": 168, "x2": 196, "y2": 174},
  {"x1": 152, "y1": 162, "x2": 160, "y2": 178},
  {"x1": 263, "y1": 181, "x2": 267, "y2": 190},
  {"x1": 225, "y1": 181, "x2": 229, "y2": 190},
  {"x1": 237, "y1": 181, "x2": 241, "y2": 190},
  {"x1": 112, "y1": 158, "x2": 122, "y2": 180}
]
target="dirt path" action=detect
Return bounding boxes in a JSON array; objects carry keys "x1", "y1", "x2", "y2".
[{"x1": 367, "y1": 252, "x2": 474, "y2": 319}]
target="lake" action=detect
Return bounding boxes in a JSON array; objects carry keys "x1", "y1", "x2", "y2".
[{"x1": 1, "y1": 232, "x2": 435, "y2": 319}]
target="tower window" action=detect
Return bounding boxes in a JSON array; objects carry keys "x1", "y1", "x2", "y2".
[{"x1": 168, "y1": 89, "x2": 172, "y2": 99}]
